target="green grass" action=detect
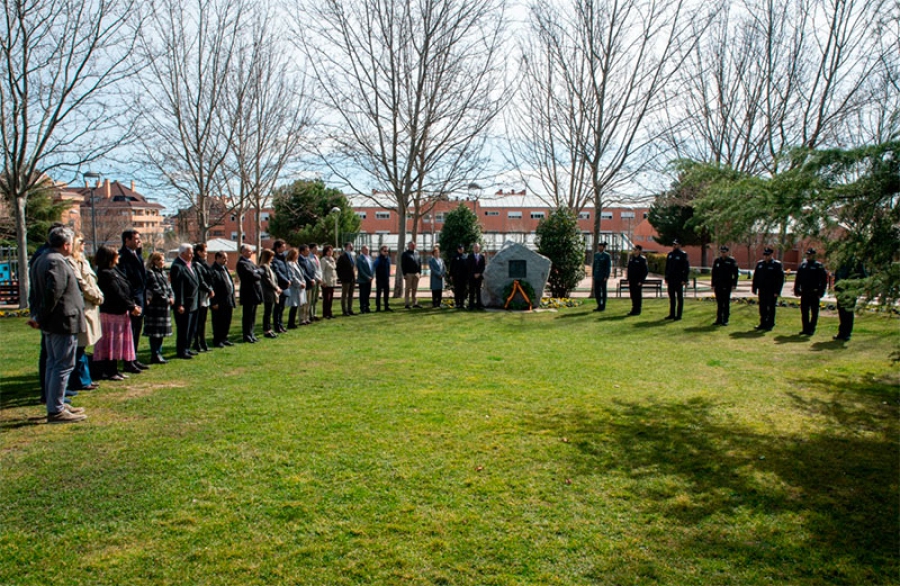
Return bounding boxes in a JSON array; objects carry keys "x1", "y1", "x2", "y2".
[{"x1": 1, "y1": 299, "x2": 898, "y2": 585}]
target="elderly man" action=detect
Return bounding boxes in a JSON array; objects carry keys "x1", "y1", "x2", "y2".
[
  {"x1": 466, "y1": 243, "x2": 486, "y2": 310},
  {"x1": 401, "y1": 241, "x2": 422, "y2": 309},
  {"x1": 236, "y1": 244, "x2": 263, "y2": 343},
  {"x1": 356, "y1": 245, "x2": 375, "y2": 314},
  {"x1": 30, "y1": 227, "x2": 87, "y2": 423},
  {"x1": 308, "y1": 243, "x2": 323, "y2": 320},
  {"x1": 170, "y1": 243, "x2": 201, "y2": 359},
  {"x1": 336, "y1": 242, "x2": 356, "y2": 316},
  {"x1": 118, "y1": 229, "x2": 148, "y2": 370}
]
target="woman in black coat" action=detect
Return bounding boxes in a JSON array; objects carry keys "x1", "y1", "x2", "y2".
[
  {"x1": 143, "y1": 251, "x2": 174, "y2": 364},
  {"x1": 94, "y1": 245, "x2": 142, "y2": 380},
  {"x1": 236, "y1": 244, "x2": 264, "y2": 343}
]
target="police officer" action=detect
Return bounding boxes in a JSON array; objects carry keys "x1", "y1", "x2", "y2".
[
  {"x1": 751, "y1": 247, "x2": 784, "y2": 331},
  {"x1": 793, "y1": 247, "x2": 828, "y2": 335},
  {"x1": 592, "y1": 241, "x2": 611, "y2": 312},
  {"x1": 626, "y1": 245, "x2": 648, "y2": 316},
  {"x1": 711, "y1": 245, "x2": 739, "y2": 326},
  {"x1": 664, "y1": 240, "x2": 690, "y2": 320}
]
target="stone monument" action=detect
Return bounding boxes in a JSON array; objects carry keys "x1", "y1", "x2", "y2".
[{"x1": 482, "y1": 241, "x2": 552, "y2": 308}]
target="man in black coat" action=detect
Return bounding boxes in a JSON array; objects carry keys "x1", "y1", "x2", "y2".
[
  {"x1": 119, "y1": 229, "x2": 148, "y2": 369},
  {"x1": 236, "y1": 244, "x2": 263, "y2": 343},
  {"x1": 793, "y1": 247, "x2": 829, "y2": 335},
  {"x1": 465, "y1": 243, "x2": 486, "y2": 310},
  {"x1": 664, "y1": 240, "x2": 690, "y2": 320},
  {"x1": 752, "y1": 247, "x2": 785, "y2": 331},
  {"x1": 710, "y1": 245, "x2": 739, "y2": 326},
  {"x1": 336, "y1": 242, "x2": 356, "y2": 315},
  {"x1": 170, "y1": 243, "x2": 201, "y2": 359},
  {"x1": 373, "y1": 245, "x2": 393, "y2": 312},
  {"x1": 626, "y1": 245, "x2": 648, "y2": 316},
  {"x1": 210, "y1": 251, "x2": 236, "y2": 347},
  {"x1": 400, "y1": 241, "x2": 422, "y2": 309},
  {"x1": 449, "y1": 244, "x2": 468, "y2": 309},
  {"x1": 192, "y1": 242, "x2": 215, "y2": 352},
  {"x1": 30, "y1": 227, "x2": 87, "y2": 423},
  {"x1": 271, "y1": 240, "x2": 291, "y2": 333}
]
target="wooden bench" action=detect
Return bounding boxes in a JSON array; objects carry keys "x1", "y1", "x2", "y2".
[
  {"x1": 0, "y1": 281, "x2": 19, "y2": 305},
  {"x1": 616, "y1": 278, "x2": 663, "y2": 297}
]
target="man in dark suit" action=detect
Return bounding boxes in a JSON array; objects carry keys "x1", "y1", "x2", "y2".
[
  {"x1": 711, "y1": 245, "x2": 739, "y2": 326},
  {"x1": 170, "y1": 243, "x2": 201, "y2": 359},
  {"x1": 210, "y1": 251, "x2": 236, "y2": 347},
  {"x1": 356, "y1": 245, "x2": 375, "y2": 313},
  {"x1": 374, "y1": 245, "x2": 393, "y2": 312},
  {"x1": 626, "y1": 245, "x2": 648, "y2": 316},
  {"x1": 271, "y1": 240, "x2": 291, "y2": 333},
  {"x1": 236, "y1": 244, "x2": 263, "y2": 343},
  {"x1": 119, "y1": 229, "x2": 148, "y2": 369},
  {"x1": 449, "y1": 244, "x2": 468, "y2": 309},
  {"x1": 752, "y1": 247, "x2": 785, "y2": 331},
  {"x1": 298, "y1": 244, "x2": 317, "y2": 324},
  {"x1": 592, "y1": 241, "x2": 611, "y2": 311},
  {"x1": 664, "y1": 240, "x2": 690, "y2": 320},
  {"x1": 29, "y1": 227, "x2": 87, "y2": 423},
  {"x1": 466, "y1": 243, "x2": 486, "y2": 310},
  {"x1": 336, "y1": 242, "x2": 356, "y2": 315}
]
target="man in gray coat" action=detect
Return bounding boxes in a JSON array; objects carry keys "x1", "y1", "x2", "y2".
[
  {"x1": 29, "y1": 227, "x2": 87, "y2": 423},
  {"x1": 356, "y1": 245, "x2": 375, "y2": 314}
]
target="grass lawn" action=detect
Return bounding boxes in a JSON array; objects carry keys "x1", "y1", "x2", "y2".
[{"x1": 1, "y1": 298, "x2": 898, "y2": 585}]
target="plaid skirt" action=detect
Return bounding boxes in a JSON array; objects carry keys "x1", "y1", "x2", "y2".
[
  {"x1": 94, "y1": 312, "x2": 136, "y2": 361},
  {"x1": 143, "y1": 302, "x2": 172, "y2": 337}
]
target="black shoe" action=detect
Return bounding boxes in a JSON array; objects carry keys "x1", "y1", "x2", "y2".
[
  {"x1": 215, "y1": 342, "x2": 226, "y2": 348},
  {"x1": 134, "y1": 361, "x2": 149, "y2": 370},
  {"x1": 243, "y1": 336, "x2": 256, "y2": 344},
  {"x1": 673, "y1": 316, "x2": 682, "y2": 321},
  {"x1": 664, "y1": 315, "x2": 675, "y2": 320},
  {"x1": 123, "y1": 363, "x2": 142, "y2": 374},
  {"x1": 413, "y1": 304, "x2": 423, "y2": 309},
  {"x1": 385, "y1": 307, "x2": 393, "y2": 312},
  {"x1": 593, "y1": 307, "x2": 602, "y2": 312},
  {"x1": 178, "y1": 353, "x2": 193, "y2": 359},
  {"x1": 721, "y1": 322, "x2": 728, "y2": 326},
  {"x1": 713, "y1": 321, "x2": 722, "y2": 326},
  {"x1": 151, "y1": 354, "x2": 168, "y2": 364},
  {"x1": 188, "y1": 349, "x2": 199, "y2": 356},
  {"x1": 287, "y1": 324, "x2": 298, "y2": 329},
  {"x1": 222, "y1": 340, "x2": 234, "y2": 346},
  {"x1": 348, "y1": 311, "x2": 356, "y2": 316},
  {"x1": 264, "y1": 331, "x2": 278, "y2": 339},
  {"x1": 200, "y1": 344, "x2": 210, "y2": 352},
  {"x1": 833, "y1": 335, "x2": 850, "y2": 341}
]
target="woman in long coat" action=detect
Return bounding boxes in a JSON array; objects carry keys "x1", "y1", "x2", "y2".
[
  {"x1": 144, "y1": 252, "x2": 174, "y2": 364},
  {"x1": 66, "y1": 232, "x2": 103, "y2": 390},
  {"x1": 284, "y1": 248, "x2": 307, "y2": 328},
  {"x1": 94, "y1": 245, "x2": 141, "y2": 380},
  {"x1": 428, "y1": 246, "x2": 446, "y2": 308}
]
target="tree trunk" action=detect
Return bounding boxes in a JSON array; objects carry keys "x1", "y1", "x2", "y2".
[
  {"x1": 15, "y1": 196, "x2": 29, "y2": 309},
  {"x1": 393, "y1": 206, "x2": 407, "y2": 298}
]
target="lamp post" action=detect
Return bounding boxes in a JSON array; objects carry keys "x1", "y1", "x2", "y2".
[
  {"x1": 330, "y1": 206, "x2": 341, "y2": 249},
  {"x1": 83, "y1": 171, "x2": 101, "y2": 255}
]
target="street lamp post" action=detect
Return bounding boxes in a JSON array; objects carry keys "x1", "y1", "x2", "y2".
[
  {"x1": 83, "y1": 172, "x2": 101, "y2": 255},
  {"x1": 330, "y1": 207, "x2": 341, "y2": 249}
]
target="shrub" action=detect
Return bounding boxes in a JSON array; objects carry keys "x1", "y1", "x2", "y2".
[{"x1": 535, "y1": 208, "x2": 586, "y2": 297}]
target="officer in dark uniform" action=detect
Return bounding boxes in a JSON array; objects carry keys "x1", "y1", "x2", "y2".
[
  {"x1": 751, "y1": 247, "x2": 784, "y2": 331},
  {"x1": 793, "y1": 247, "x2": 828, "y2": 335},
  {"x1": 592, "y1": 241, "x2": 611, "y2": 311},
  {"x1": 626, "y1": 245, "x2": 648, "y2": 316},
  {"x1": 664, "y1": 240, "x2": 690, "y2": 320},
  {"x1": 710, "y1": 245, "x2": 739, "y2": 326}
]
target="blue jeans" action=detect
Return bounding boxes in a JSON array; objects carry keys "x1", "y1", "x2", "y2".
[{"x1": 44, "y1": 332, "x2": 77, "y2": 415}]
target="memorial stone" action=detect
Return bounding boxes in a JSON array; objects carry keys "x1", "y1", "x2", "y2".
[{"x1": 482, "y1": 241, "x2": 552, "y2": 308}]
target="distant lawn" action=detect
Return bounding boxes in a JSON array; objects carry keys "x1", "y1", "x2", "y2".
[{"x1": 1, "y1": 299, "x2": 897, "y2": 586}]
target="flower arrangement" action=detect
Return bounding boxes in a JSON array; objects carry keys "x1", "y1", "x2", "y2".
[
  {"x1": 0, "y1": 309, "x2": 30, "y2": 318},
  {"x1": 502, "y1": 280, "x2": 536, "y2": 310},
  {"x1": 540, "y1": 297, "x2": 581, "y2": 309}
]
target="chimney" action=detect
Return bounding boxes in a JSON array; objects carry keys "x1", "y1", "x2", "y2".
[
  {"x1": 104, "y1": 179, "x2": 111, "y2": 198},
  {"x1": 130, "y1": 180, "x2": 135, "y2": 191}
]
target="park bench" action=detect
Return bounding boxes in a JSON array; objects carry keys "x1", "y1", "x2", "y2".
[
  {"x1": 0, "y1": 281, "x2": 19, "y2": 305},
  {"x1": 616, "y1": 278, "x2": 663, "y2": 297}
]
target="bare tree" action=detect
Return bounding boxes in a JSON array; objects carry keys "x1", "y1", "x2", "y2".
[
  {"x1": 516, "y1": 0, "x2": 709, "y2": 257},
  {"x1": 136, "y1": 0, "x2": 247, "y2": 243},
  {"x1": 664, "y1": 0, "x2": 887, "y2": 174},
  {"x1": 1, "y1": 0, "x2": 139, "y2": 307},
  {"x1": 222, "y1": 6, "x2": 315, "y2": 253},
  {"x1": 295, "y1": 0, "x2": 508, "y2": 296}
]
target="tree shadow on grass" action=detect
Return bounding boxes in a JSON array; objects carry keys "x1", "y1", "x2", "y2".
[
  {"x1": 0, "y1": 373, "x2": 41, "y2": 410},
  {"x1": 527, "y1": 380, "x2": 898, "y2": 584}
]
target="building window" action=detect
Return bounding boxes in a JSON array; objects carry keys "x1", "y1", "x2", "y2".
[
  {"x1": 375, "y1": 211, "x2": 391, "y2": 220},
  {"x1": 375, "y1": 230, "x2": 390, "y2": 235},
  {"x1": 231, "y1": 232, "x2": 238, "y2": 241},
  {"x1": 600, "y1": 211, "x2": 613, "y2": 220},
  {"x1": 621, "y1": 211, "x2": 635, "y2": 219},
  {"x1": 260, "y1": 212, "x2": 270, "y2": 222},
  {"x1": 484, "y1": 211, "x2": 499, "y2": 216},
  {"x1": 530, "y1": 212, "x2": 545, "y2": 220},
  {"x1": 578, "y1": 212, "x2": 590, "y2": 220},
  {"x1": 260, "y1": 232, "x2": 269, "y2": 239},
  {"x1": 231, "y1": 215, "x2": 236, "y2": 222},
  {"x1": 435, "y1": 213, "x2": 445, "y2": 223},
  {"x1": 508, "y1": 211, "x2": 522, "y2": 219},
  {"x1": 643, "y1": 212, "x2": 649, "y2": 218},
  {"x1": 356, "y1": 211, "x2": 367, "y2": 219}
]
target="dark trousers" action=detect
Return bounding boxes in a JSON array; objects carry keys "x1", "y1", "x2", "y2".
[
  {"x1": 757, "y1": 293, "x2": 778, "y2": 329},
  {"x1": 432, "y1": 289, "x2": 442, "y2": 307},
  {"x1": 629, "y1": 281, "x2": 643, "y2": 314},
  {"x1": 375, "y1": 280, "x2": 390, "y2": 310},
  {"x1": 130, "y1": 313, "x2": 143, "y2": 354},
  {"x1": 322, "y1": 287, "x2": 335, "y2": 317},
  {"x1": 594, "y1": 279, "x2": 607, "y2": 310},
  {"x1": 149, "y1": 336, "x2": 164, "y2": 357},
  {"x1": 453, "y1": 282, "x2": 467, "y2": 308},
  {"x1": 800, "y1": 294, "x2": 820, "y2": 334},
  {"x1": 193, "y1": 306, "x2": 209, "y2": 349},
  {"x1": 242, "y1": 303, "x2": 258, "y2": 338},
  {"x1": 667, "y1": 280, "x2": 684, "y2": 318},
  {"x1": 836, "y1": 301, "x2": 854, "y2": 339},
  {"x1": 263, "y1": 300, "x2": 274, "y2": 332},
  {"x1": 211, "y1": 306, "x2": 233, "y2": 343},
  {"x1": 275, "y1": 295, "x2": 286, "y2": 329},
  {"x1": 67, "y1": 347, "x2": 93, "y2": 390},
  {"x1": 468, "y1": 277, "x2": 483, "y2": 308},
  {"x1": 174, "y1": 309, "x2": 198, "y2": 356},
  {"x1": 714, "y1": 287, "x2": 732, "y2": 324},
  {"x1": 358, "y1": 281, "x2": 372, "y2": 312}
]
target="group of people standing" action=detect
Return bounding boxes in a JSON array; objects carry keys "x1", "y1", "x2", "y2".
[{"x1": 596, "y1": 240, "x2": 850, "y2": 338}]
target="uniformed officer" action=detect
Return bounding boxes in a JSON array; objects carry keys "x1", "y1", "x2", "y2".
[
  {"x1": 664, "y1": 240, "x2": 690, "y2": 320},
  {"x1": 626, "y1": 245, "x2": 648, "y2": 316},
  {"x1": 710, "y1": 245, "x2": 739, "y2": 326},
  {"x1": 751, "y1": 247, "x2": 784, "y2": 331},
  {"x1": 793, "y1": 247, "x2": 828, "y2": 335},
  {"x1": 592, "y1": 241, "x2": 612, "y2": 312}
]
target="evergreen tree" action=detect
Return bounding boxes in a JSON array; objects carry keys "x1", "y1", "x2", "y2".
[
  {"x1": 438, "y1": 203, "x2": 482, "y2": 286},
  {"x1": 268, "y1": 180, "x2": 360, "y2": 247},
  {"x1": 535, "y1": 208, "x2": 586, "y2": 298}
]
